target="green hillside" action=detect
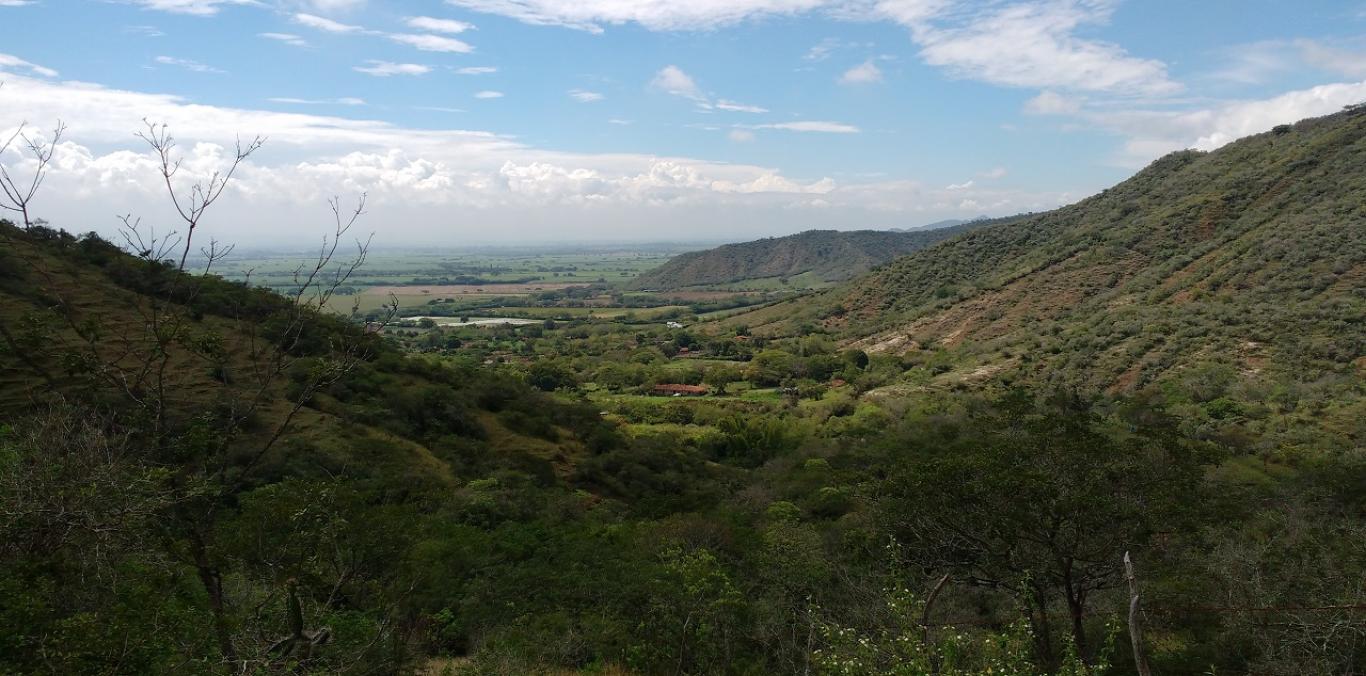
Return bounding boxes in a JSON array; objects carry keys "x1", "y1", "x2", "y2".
[
  {"x1": 733, "y1": 108, "x2": 1366, "y2": 403},
  {"x1": 2, "y1": 111, "x2": 1364, "y2": 676},
  {"x1": 629, "y1": 225, "x2": 988, "y2": 290}
]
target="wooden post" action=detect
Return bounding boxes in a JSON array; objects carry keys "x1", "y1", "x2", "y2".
[{"x1": 1124, "y1": 551, "x2": 1153, "y2": 676}]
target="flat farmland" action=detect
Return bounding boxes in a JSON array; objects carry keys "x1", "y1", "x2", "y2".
[{"x1": 366, "y1": 282, "x2": 584, "y2": 296}]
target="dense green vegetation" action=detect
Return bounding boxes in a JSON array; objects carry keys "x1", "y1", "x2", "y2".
[
  {"x1": 628, "y1": 225, "x2": 992, "y2": 291},
  {"x1": 1, "y1": 107, "x2": 1364, "y2": 676}
]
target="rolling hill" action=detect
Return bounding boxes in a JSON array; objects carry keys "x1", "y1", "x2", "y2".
[
  {"x1": 731, "y1": 107, "x2": 1366, "y2": 399},
  {"x1": 628, "y1": 224, "x2": 991, "y2": 290}
]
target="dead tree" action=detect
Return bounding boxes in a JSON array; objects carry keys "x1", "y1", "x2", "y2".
[
  {"x1": 135, "y1": 119, "x2": 263, "y2": 272},
  {"x1": 2, "y1": 115, "x2": 392, "y2": 666},
  {"x1": 1124, "y1": 552, "x2": 1153, "y2": 676},
  {"x1": 0, "y1": 113, "x2": 64, "y2": 229}
]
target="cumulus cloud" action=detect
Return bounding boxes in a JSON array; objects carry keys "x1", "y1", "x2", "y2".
[
  {"x1": 839, "y1": 59, "x2": 883, "y2": 85},
  {"x1": 354, "y1": 61, "x2": 430, "y2": 76},
  {"x1": 0, "y1": 69, "x2": 1069, "y2": 243}
]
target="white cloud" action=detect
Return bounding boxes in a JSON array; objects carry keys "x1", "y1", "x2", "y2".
[
  {"x1": 474, "y1": 90, "x2": 504, "y2": 99},
  {"x1": 1296, "y1": 39, "x2": 1366, "y2": 79},
  {"x1": 1, "y1": 69, "x2": 1069, "y2": 243},
  {"x1": 406, "y1": 16, "x2": 475, "y2": 33},
  {"x1": 910, "y1": 1, "x2": 1179, "y2": 96},
  {"x1": 259, "y1": 32, "x2": 311, "y2": 47},
  {"x1": 1083, "y1": 80, "x2": 1366, "y2": 166},
  {"x1": 946, "y1": 179, "x2": 973, "y2": 189},
  {"x1": 650, "y1": 65, "x2": 703, "y2": 100},
  {"x1": 300, "y1": 0, "x2": 366, "y2": 11},
  {"x1": 457, "y1": 66, "x2": 497, "y2": 75},
  {"x1": 354, "y1": 61, "x2": 430, "y2": 76},
  {"x1": 0, "y1": 0, "x2": 36, "y2": 5},
  {"x1": 388, "y1": 33, "x2": 474, "y2": 53},
  {"x1": 124, "y1": 25, "x2": 167, "y2": 37},
  {"x1": 1024, "y1": 90, "x2": 1081, "y2": 115},
  {"x1": 442, "y1": 1, "x2": 1177, "y2": 98},
  {"x1": 978, "y1": 166, "x2": 1007, "y2": 179},
  {"x1": 650, "y1": 66, "x2": 768, "y2": 114},
  {"x1": 728, "y1": 129, "x2": 756, "y2": 143},
  {"x1": 839, "y1": 59, "x2": 883, "y2": 85},
  {"x1": 0, "y1": 53, "x2": 58, "y2": 77},
  {"x1": 131, "y1": 0, "x2": 259, "y2": 15},
  {"x1": 751, "y1": 121, "x2": 860, "y2": 133},
  {"x1": 442, "y1": 0, "x2": 829, "y2": 33},
  {"x1": 805, "y1": 37, "x2": 840, "y2": 61},
  {"x1": 569, "y1": 89, "x2": 604, "y2": 103},
  {"x1": 715, "y1": 100, "x2": 768, "y2": 113},
  {"x1": 154, "y1": 55, "x2": 225, "y2": 74},
  {"x1": 1209, "y1": 39, "x2": 1366, "y2": 86},
  {"x1": 294, "y1": 12, "x2": 363, "y2": 33},
  {"x1": 607, "y1": 118, "x2": 632, "y2": 125},
  {"x1": 269, "y1": 97, "x2": 366, "y2": 106}
]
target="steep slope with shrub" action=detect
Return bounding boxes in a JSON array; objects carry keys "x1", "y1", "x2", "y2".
[{"x1": 735, "y1": 108, "x2": 1366, "y2": 404}]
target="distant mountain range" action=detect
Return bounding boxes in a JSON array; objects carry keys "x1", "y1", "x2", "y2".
[
  {"x1": 887, "y1": 216, "x2": 991, "y2": 233},
  {"x1": 628, "y1": 223, "x2": 993, "y2": 290}
]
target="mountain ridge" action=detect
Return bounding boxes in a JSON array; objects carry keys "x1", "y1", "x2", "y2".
[
  {"x1": 726, "y1": 107, "x2": 1366, "y2": 399},
  {"x1": 628, "y1": 223, "x2": 995, "y2": 290}
]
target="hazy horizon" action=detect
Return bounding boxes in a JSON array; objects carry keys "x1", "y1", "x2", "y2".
[{"x1": 4, "y1": 1, "x2": 1366, "y2": 245}]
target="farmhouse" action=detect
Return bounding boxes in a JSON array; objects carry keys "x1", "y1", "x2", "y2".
[{"x1": 652, "y1": 384, "x2": 709, "y2": 397}]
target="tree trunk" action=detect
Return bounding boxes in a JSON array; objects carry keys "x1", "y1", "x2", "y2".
[
  {"x1": 1061, "y1": 559, "x2": 1090, "y2": 664},
  {"x1": 1027, "y1": 587, "x2": 1056, "y2": 670},
  {"x1": 190, "y1": 533, "x2": 238, "y2": 664},
  {"x1": 1124, "y1": 552, "x2": 1153, "y2": 676},
  {"x1": 1065, "y1": 589, "x2": 1089, "y2": 665}
]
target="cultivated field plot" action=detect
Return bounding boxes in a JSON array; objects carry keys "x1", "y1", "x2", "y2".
[
  {"x1": 207, "y1": 245, "x2": 693, "y2": 293},
  {"x1": 201, "y1": 243, "x2": 792, "y2": 324}
]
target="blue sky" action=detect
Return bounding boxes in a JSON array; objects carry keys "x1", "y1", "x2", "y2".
[{"x1": 1, "y1": 0, "x2": 1365, "y2": 244}]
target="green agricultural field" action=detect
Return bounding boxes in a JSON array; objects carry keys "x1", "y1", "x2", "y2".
[{"x1": 208, "y1": 246, "x2": 689, "y2": 292}]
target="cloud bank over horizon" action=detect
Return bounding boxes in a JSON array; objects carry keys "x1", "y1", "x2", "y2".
[{"x1": 3, "y1": 1, "x2": 1365, "y2": 244}]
